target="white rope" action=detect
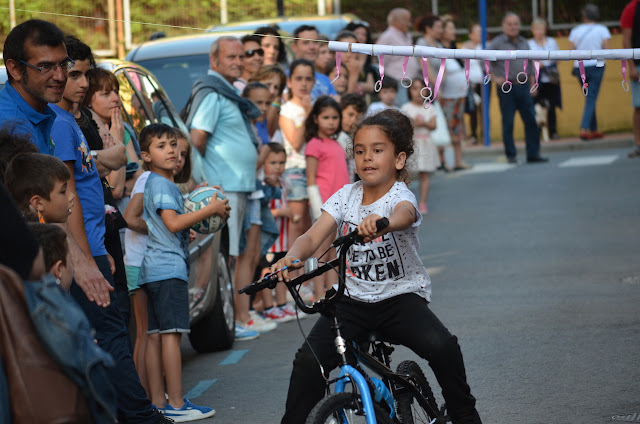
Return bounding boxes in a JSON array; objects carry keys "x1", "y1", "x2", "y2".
[{"x1": 328, "y1": 41, "x2": 640, "y2": 61}]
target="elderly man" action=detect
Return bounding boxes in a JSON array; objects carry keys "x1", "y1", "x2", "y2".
[
  {"x1": 376, "y1": 8, "x2": 419, "y2": 106},
  {"x1": 488, "y1": 12, "x2": 548, "y2": 164},
  {"x1": 186, "y1": 36, "x2": 271, "y2": 340}
]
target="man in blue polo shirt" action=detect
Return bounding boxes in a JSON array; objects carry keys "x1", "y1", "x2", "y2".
[
  {"x1": 2, "y1": 20, "x2": 170, "y2": 424},
  {"x1": 1, "y1": 19, "x2": 113, "y2": 306},
  {"x1": 291, "y1": 25, "x2": 338, "y2": 101}
]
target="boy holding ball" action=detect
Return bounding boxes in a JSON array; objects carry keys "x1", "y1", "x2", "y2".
[{"x1": 139, "y1": 123, "x2": 230, "y2": 421}]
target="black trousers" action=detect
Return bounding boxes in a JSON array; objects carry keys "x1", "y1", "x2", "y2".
[{"x1": 281, "y1": 293, "x2": 481, "y2": 424}]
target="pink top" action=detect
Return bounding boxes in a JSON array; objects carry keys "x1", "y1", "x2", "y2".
[
  {"x1": 268, "y1": 180, "x2": 289, "y2": 253},
  {"x1": 305, "y1": 137, "x2": 350, "y2": 202}
]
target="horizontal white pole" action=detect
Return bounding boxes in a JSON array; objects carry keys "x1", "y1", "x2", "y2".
[{"x1": 328, "y1": 43, "x2": 640, "y2": 61}]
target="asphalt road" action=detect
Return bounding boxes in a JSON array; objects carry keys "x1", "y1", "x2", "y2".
[{"x1": 177, "y1": 147, "x2": 640, "y2": 424}]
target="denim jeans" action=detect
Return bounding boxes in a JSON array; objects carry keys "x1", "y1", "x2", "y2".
[
  {"x1": 70, "y1": 255, "x2": 158, "y2": 424},
  {"x1": 24, "y1": 274, "x2": 117, "y2": 424},
  {"x1": 497, "y1": 83, "x2": 541, "y2": 160},
  {"x1": 280, "y1": 293, "x2": 481, "y2": 424},
  {"x1": 574, "y1": 66, "x2": 604, "y2": 131}
]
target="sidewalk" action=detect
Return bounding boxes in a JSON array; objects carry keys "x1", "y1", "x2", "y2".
[{"x1": 462, "y1": 132, "x2": 636, "y2": 159}]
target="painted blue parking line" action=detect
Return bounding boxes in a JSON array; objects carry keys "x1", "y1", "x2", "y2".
[
  {"x1": 184, "y1": 379, "x2": 217, "y2": 400},
  {"x1": 219, "y1": 349, "x2": 249, "y2": 365}
]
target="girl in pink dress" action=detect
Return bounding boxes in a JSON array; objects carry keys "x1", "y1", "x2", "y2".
[{"x1": 305, "y1": 96, "x2": 349, "y2": 300}]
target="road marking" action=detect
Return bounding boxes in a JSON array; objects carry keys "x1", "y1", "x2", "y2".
[
  {"x1": 425, "y1": 266, "x2": 445, "y2": 276},
  {"x1": 219, "y1": 349, "x2": 249, "y2": 365},
  {"x1": 452, "y1": 163, "x2": 516, "y2": 175},
  {"x1": 184, "y1": 379, "x2": 217, "y2": 399},
  {"x1": 559, "y1": 155, "x2": 618, "y2": 167}
]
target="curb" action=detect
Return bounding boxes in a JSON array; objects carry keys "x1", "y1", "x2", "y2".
[{"x1": 461, "y1": 134, "x2": 635, "y2": 159}]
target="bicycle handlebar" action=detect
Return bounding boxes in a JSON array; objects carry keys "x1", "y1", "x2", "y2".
[{"x1": 238, "y1": 218, "x2": 389, "y2": 314}]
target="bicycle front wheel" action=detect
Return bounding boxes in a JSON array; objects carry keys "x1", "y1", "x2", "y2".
[
  {"x1": 395, "y1": 360, "x2": 442, "y2": 424},
  {"x1": 306, "y1": 392, "x2": 395, "y2": 424}
]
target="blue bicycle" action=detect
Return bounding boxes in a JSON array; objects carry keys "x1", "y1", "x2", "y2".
[{"x1": 240, "y1": 218, "x2": 449, "y2": 424}]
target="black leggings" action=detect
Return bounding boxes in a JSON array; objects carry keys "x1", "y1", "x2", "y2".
[{"x1": 281, "y1": 293, "x2": 481, "y2": 424}]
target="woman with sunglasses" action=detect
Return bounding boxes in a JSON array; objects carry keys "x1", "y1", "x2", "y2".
[{"x1": 234, "y1": 34, "x2": 266, "y2": 92}]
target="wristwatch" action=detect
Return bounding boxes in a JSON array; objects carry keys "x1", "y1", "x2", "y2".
[{"x1": 90, "y1": 150, "x2": 98, "y2": 161}]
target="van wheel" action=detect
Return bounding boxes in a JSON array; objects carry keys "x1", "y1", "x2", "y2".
[{"x1": 188, "y1": 246, "x2": 235, "y2": 352}]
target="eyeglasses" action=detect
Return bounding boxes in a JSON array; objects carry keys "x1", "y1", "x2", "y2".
[
  {"x1": 245, "y1": 48, "x2": 264, "y2": 58},
  {"x1": 17, "y1": 58, "x2": 75, "y2": 74}
]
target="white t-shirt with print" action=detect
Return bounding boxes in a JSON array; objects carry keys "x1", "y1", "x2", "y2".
[
  {"x1": 280, "y1": 101, "x2": 308, "y2": 170},
  {"x1": 322, "y1": 181, "x2": 431, "y2": 303},
  {"x1": 123, "y1": 171, "x2": 150, "y2": 267}
]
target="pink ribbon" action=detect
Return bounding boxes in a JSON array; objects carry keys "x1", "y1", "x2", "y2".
[
  {"x1": 502, "y1": 60, "x2": 512, "y2": 93},
  {"x1": 375, "y1": 55, "x2": 385, "y2": 92},
  {"x1": 484, "y1": 60, "x2": 491, "y2": 84},
  {"x1": 400, "y1": 56, "x2": 412, "y2": 87},
  {"x1": 464, "y1": 59, "x2": 470, "y2": 87},
  {"x1": 530, "y1": 60, "x2": 540, "y2": 93},
  {"x1": 420, "y1": 57, "x2": 433, "y2": 103},
  {"x1": 578, "y1": 60, "x2": 588, "y2": 96},
  {"x1": 517, "y1": 58, "x2": 528, "y2": 84},
  {"x1": 330, "y1": 52, "x2": 341, "y2": 84},
  {"x1": 621, "y1": 60, "x2": 630, "y2": 92},
  {"x1": 432, "y1": 58, "x2": 446, "y2": 100}
]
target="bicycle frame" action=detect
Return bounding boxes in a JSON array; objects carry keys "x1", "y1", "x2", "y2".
[{"x1": 238, "y1": 219, "x2": 443, "y2": 423}]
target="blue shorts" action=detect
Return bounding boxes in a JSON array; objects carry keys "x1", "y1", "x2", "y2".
[
  {"x1": 142, "y1": 279, "x2": 190, "y2": 334},
  {"x1": 283, "y1": 168, "x2": 308, "y2": 201},
  {"x1": 125, "y1": 265, "x2": 140, "y2": 293},
  {"x1": 631, "y1": 80, "x2": 640, "y2": 109},
  {"x1": 248, "y1": 198, "x2": 262, "y2": 226}
]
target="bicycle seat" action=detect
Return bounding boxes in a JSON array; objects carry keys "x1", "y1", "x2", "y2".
[{"x1": 366, "y1": 331, "x2": 383, "y2": 343}]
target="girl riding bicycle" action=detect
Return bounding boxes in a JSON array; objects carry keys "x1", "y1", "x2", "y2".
[{"x1": 273, "y1": 109, "x2": 482, "y2": 424}]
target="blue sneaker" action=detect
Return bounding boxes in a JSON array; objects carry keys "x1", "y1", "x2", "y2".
[
  {"x1": 235, "y1": 321, "x2": 259, "y2": 341},
  {"x1": 163, "y1": 399, "x2": 215, "y2": 422}
]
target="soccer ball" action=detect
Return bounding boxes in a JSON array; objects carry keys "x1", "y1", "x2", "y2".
[{"x1": 184, "y1": 187, "x2": 227, "y2": 234}]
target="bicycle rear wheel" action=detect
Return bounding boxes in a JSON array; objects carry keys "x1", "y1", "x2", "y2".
[
  {"x1": 306, "y1": 392, "x2": 395, "y2": 424},
  {"x1": 395, "y1": 360, "x2": 442, "y2": 424}
]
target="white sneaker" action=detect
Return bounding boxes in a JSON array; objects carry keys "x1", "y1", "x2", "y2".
[
  {"x1": 281, "y1": 303, "x2": 308, "y2": 320},
  {"x1": 298, "y1": 283, "x2": 315, "y2": 303},
  {"x1": 262, "y1": 306, "x2": 296, "y2": 323},
  {"x1": 247, "y1": 311, "x2": 277, "y2": 333}
]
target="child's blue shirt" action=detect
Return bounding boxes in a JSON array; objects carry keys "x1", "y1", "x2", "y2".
[{"x1": 139, "y1": 172, "x2": 190, "y2": 284}]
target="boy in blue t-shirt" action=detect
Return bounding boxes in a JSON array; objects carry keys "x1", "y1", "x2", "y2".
[{"x1": 138, "y1": 123, "x2": 230, "y2": 421}]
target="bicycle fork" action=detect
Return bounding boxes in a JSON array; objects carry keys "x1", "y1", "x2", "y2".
[{"x1": 331, "y1": 317, "x2": 394, "y2": 424}]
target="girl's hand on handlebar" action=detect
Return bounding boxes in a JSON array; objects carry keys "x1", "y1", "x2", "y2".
[
  {"x1": 357, "y1": 214, "x2": 385, "y2": 243},
  {"x1": 270, "y1": 256, "x2": 299, "y2": 282}
]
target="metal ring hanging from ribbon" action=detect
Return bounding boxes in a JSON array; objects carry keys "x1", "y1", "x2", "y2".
[
  {"x1": 621, "y1": 60, "x2": 630, "y2": 92},
  {"x1": 501, "y1": 60, "x2": 513, "y2": 93},
  {"x1": 420, "y1": 57, "x2": 433, "y2": 107},
  {"x1": 516, "y1": 58, "x2": 528, "y2": 84},
  {"x1": 483, "y1": 60, "x2": 491, "y2": 85},
  {"x1": 400, "y1": 56, "x2": 413, "y2": 88},
  {"x1": 460, "y1": 59, "x2": 471, "y2": 90},
  {"x1": 578, "y1": 60, "x2": 588, "y2": 96},
  {"x1": 530, "y1": 60, "x2": 540, "y2": 93},
  {"x1": 375, "y1": 54, "x2": 385, "y2": 92}
]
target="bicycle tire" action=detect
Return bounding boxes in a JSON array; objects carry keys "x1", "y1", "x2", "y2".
[
  {"x1": 395, "y1": 360, "x2": 442, "y2": 424},
  {"x1": 306, "y1": 392, "x2": 395, "y2": 424}
]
